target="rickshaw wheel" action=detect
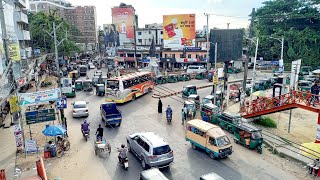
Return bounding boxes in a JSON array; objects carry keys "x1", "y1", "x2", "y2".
[
  {"x1": 191, "y1": 143, "x2": 197, "y2": 150},
  {"x1": 257, "y1": 146, "x2": 262, "y2": 154}
]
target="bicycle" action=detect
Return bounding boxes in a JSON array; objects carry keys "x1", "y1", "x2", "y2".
[{"x1": 56, "y1": 139, "x2": 71, "y2": 158}]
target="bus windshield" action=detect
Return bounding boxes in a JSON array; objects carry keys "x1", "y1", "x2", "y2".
[{"x1": 107, "y1": 80, "x2": 119, "y2": 89}]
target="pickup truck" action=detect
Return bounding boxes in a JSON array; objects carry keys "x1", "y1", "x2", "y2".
[{"x1": 100, "y1": 102, "x2": 122, "y2": 127}]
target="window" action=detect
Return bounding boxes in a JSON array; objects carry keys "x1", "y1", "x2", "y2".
[
  {"x1": 209, "y1": 137, "x2": 217, "y2": 146},
  {"x1": 138, "y1": 32, "x2": 142, "y2": 35},
  {"x1": 160, "y1": 31, "x2": 163, "y2": 34},
  {"x1": 149, "y1": 31, "x2": 151, "y2": 34},
  {"x1": 143, "y1": 142, "x2": 150, "y2": 152},
  {"x1": 180, "y1": 54, "x2": 184, "y2": 58},
  {"x1": 196, "y1": 54, "x2": 199, "y2": 58},
  {"x1": 138, "y1": 39, "x2": 142, "y2": 43},
  {"x1": 165, "y1": 54, "x2": 168, "y2": 58},
  {"x1": 161, "y1": 39, "x2": 163, "y2": 43},
  {"x1": 191, "y1": 127, "x2": 205, "y2": 137},
  {"x1": 172, "y1": 54, "x2": 175, "y2": 58},
  {"x1": 153, "y1": 145, "x2": 171, "y2": 155},
  {"x1": 216, "y1": 136, "x2": 231, "y2": 147},
  {"x1": 188, "y1": 54, "x2": 191, "y2": 58}
]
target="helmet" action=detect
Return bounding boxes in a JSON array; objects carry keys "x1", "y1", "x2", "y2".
[
  {"x1": 121, "y1": 144, "x2": 125, "y2": 148},
  {"x1": 84, "y1": 119, "x2": 87, "y2": 123}
]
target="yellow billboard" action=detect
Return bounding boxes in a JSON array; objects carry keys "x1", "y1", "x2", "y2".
[
  {"x1": 9, "y1": 95, "x2": 20, "y2": 113},
  {"x1": 163, "y1": 14, "x2": 196, "y2": 49},
  {"x1": 8, "y1": 43, "x2": 21, "y2": 62}
]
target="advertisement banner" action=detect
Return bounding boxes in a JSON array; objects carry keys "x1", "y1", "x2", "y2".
[
  {"x1": 163, "y1": 14, "x2": 196, "y2": 49},
  {"x1": 19, "y1": 88, "x2": 60, "y2": 106},
  {"x1": 9, "y1": 95, "x2": 20, "y2": 113},
  {"x1": 8, "y1": 43, "x2": 21, "y2": 62},
  {"x1": 290, "y1": 59, "x2": 301, "y2": 89},
  {"x1": 112, "y1": 7, "x2": 135, "y2": 39},
  {"x1": 61, "y1": 78, "x2": 72, "y2": 93},
  {"x1": 56, "y1": 97, "x2": 67, "y2": 109},
  {"x1": 13, "y1": 125, "x2": 23, "y2": 149},
  {"x1": 25, "y1": 139, "x2": 37, "y2": 153}
]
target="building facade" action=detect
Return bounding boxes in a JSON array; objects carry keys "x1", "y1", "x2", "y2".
[{"x1": 29, "y1": 0, "x2": 97, "y2": 50}]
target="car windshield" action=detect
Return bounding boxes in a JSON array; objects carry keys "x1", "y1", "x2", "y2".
[
  {"x1": 98, "y1": 86, "x2": 104, "y2": 91},
  {"x1": 74, "y1": 104, "x2": 86, "y2": 109},
  {"x1": 252, "y1": 131, "x2": 262, "y2": 139},
  {"x1": 216, "y1": 136, "x2": 231, "y2": 147},
  {"x1": 153, "y1": 145, "x2": 171, "y2": 155}
]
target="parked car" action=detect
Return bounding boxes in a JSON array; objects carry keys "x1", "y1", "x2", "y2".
[
  {"x1": 200, "y1": 172, "x2": 225, "y2": 180},
  {"x1": 88, "y1": 62, "x2": 95, "y2": 70},
  {"x1": 186, "y1": 65, "x2": 206, "y2": 74},
  {"x1": 140, "y1": 168, "x2": 169, "y2": 180},
  {"x1": 127, "y1": 132, "x2": 174, "y2": 169},
  {"x1": 72, "y1": 101, "x2": 89, "y2": 118},
  {"x1": 248, "y1": 62, "x2": 254, "y2": 69}
]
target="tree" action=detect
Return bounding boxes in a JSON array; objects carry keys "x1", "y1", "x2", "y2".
[
  {"x1": 28, "y1": 11, "x2": 81, "y2": 56},
  {"x1": 253, "y1": 0, "x2": 320, "y2": 66}
]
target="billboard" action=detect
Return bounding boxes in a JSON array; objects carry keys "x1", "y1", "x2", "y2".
[
  {"x1": 112, "y1": 7, "x2": 135, "y2": 39},
  {"x1": 209, "y1": 29, "x2": 243, "y2": 62},
  {"x1": 163, "y1": 14, "x2": 196, "y2": 49}
]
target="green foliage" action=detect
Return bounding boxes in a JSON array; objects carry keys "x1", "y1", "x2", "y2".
[
  {"x1": 253, "y1": 0, "x2": 320, "y2": 66},
  {"x1": 254, "y1": 116, "x2": 277, "y2": 128},
  {"x1": 28, "y1": 11, "x2": 81, "y2": 56}
]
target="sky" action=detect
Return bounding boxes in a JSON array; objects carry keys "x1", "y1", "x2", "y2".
[{"x1": 43, "y1": 0, "x2": 266, "y2": 29}]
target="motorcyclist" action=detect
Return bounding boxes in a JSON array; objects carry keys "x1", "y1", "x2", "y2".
[
  {"x1": 166, "y1": 105, "x2": 173, "y2": 120},
  {"x1": 117, "y1": 144, "x2": 127, "y2": 163},
  {"x1": 81, "y1": 120, "x2": 90, "y2": 136},
  {"x1": 86, "y1": 75, "x2": 90, "y2": 80}
]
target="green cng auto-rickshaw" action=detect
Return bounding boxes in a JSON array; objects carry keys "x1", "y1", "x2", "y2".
[
  {"x1": 233, "y1": 122, "x2": 263, "y2": 154},
  {"x1": 182, "y1": 85, "x2": 197, "y2": 98},
  {"x1": 195, "y1": 72, "x2": 206, "y2": 80},
  {"x1": 155, "y1": 75, "x2": 167, "y2": 84},
  {"x1": 179, "y1": 73, "x2": 191, "y2": 81},
  {"x1": 65, "y1": 86, "x2": 76, "y2": 98},
  {"x1": 75, "y1": 80, "x2": 83, "y2": 90},
  {"x1": 83, "y1": 79, "x2": 93, "y2": 92},
  {"x1": 96, "y1": 84, "x2": 105, "y2": 96},
  {"x1": 200, "y1": 103, "x2": 220, "y2": 122},
  {"x1": 201, "y1": 95, "x2": 215, "y2": 107},
  {"x1": 167, "y1": 74, "x2": 179, "y2": 83},
  {"x1": 100, "y1": 76, "x2": 108, "y2": 85},
  {"x1": 92, "y1": 76, "x2": 100, "y2": 86},
  {"x1": 184, "y1": 100, "x2": 196, "y2": 118},
  {"x1": 187, "y1": 94, "x2": 200, "y2": 109},
  {"x1": 212, "y1": 112, "x2": 241, "y2": 132},
  {"x1": 298, "y1": 80, "x2": 312, "y2": 92}
]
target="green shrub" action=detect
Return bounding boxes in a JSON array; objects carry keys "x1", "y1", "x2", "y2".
[{"x1": 254, "y1": 116, "x2": 277, "y2": 128}]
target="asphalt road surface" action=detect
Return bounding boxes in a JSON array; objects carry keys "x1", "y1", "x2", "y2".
[{"x1": 62, "y1": 67, "x2": 297, "y2": 180}]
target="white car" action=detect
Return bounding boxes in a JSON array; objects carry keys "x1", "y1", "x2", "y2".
[
  {"x1": 88, "y1": 62, "x2": 95, "y2": 70},
  {"x1": 186, "y1": 65, "x2": 206, "y2": 74},
  {"x1": 72, "y1": 101, "x2": 89, "y2": 118}
]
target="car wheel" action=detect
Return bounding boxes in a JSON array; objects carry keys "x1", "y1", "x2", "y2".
[
  {"x1": 191, "y1": 143, "x2": 197, "y2": 150},
  {"x1": 141, "y1": 158, "x2": 148, "y2": 170},
  {"x1": 209, "y1": 152, "x2": 216, "y2": 159}
]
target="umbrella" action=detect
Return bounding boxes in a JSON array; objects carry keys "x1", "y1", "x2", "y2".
[
  {"x1": 252, "y1": 91, "x2": 267, "y2": 97},
  {"x1": 42, "y1": 125, "x2": 66, "y2": 136},
  {"x1": 312, "y1": 69, "x2": 320, "y2": 75},
  {"x1": 300, "y1": 142, "x2": 320, "y2": 159}
]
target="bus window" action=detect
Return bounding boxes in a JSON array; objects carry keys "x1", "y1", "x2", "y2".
[
  {"x1": 107, "y1": 80, "x2": 119, "y2": 89},
  {"x1": 209, "y1": 137, "x2": 217, "y2": 146}
]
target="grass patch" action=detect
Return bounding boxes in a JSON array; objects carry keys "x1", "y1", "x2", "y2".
[{"x1": 254, "y1": 116, "x2": 277, "y2": 128}]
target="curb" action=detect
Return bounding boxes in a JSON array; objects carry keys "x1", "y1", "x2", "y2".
[{"x1": 152, "y1": 84, "x2": 212, "y2": 98}]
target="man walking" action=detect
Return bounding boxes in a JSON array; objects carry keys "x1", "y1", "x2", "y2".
[
  {"x1": 158, "y1": 98, "x2": 162, "y2": 113},
  {"x1": 183, "y1": 106, "x2": 188, "y2": 121}
]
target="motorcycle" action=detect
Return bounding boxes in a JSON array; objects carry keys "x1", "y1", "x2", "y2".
[
  {"x1": 119, "y1": 157, "x2": 129, "y2": 170},
  {"x1": 82, "y1": 130, "x2": 90, "y2": 141},
  {"x1": 166, "y1": 112, "x2": 172, "y2": 123}
]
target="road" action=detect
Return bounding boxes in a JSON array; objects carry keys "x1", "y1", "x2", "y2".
[{"x1": 47, "y1": 67, "x2": 299, "y2": 180}]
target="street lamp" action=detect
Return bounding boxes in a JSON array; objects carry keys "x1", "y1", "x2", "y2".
[
  {"x1": 270, "y1": 36, "x2": 284, "y2": 73},
  {"x1": 210, "y1": 42, "x2": 218, "y2": 105},
  {"x1": 247, "y1": 37, "x2": 259, "y2": 104}
]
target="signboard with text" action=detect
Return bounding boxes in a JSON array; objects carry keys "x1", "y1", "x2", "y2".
[
  {"x1": 163, "y1": 14, "x2": 195, "y2": 49},
  {"x1": 19, "y1": 88, "x2": 60, "y2": 106},
  {"x1": 25, "y1": 139, "x2": 37, "y2": 153},
  {"x1": 25, "y1": 108, "x2": 56, "y2": 125}
]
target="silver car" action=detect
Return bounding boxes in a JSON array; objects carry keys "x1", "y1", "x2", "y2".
[
  {"x1": 127, "y1": 132, "x2": 174, "y2": 169},
  {"x1": 140, "y1": 168, "x2": 169, "y2": 180},
  {"x1": 72, "y1": 101, "x2": 89, "y2": 118}
]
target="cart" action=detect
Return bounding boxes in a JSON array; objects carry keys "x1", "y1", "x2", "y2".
[{"x1": 94, "y1": 139, "x2": 111, "y2": 156}]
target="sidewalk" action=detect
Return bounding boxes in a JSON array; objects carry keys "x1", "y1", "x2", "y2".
[
  {"x1": 262, "y1": 130, "x2": 314, "y2": 165},
  {"x1": 0, "y1": 125, "x2": 17, "y2": 179}
]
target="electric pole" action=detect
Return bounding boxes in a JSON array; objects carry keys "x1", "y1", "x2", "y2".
[
  {"x1": 242, "y1": 8, "x2": 256, "y2": 92},
  {"x1": 0, "y1": 0, "x2": 11, "y2": 71},
  {"x1": 204, "y1": 13, "x2": 210, "y2": 70}
]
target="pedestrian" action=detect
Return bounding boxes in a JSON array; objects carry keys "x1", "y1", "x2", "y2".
[
  {"x1": 181, "y1": 109, "x2": 185, "y2": 125},
  {"x1": 311, "y1": 82, "x2": 319, "y2": 106},
  {"x1": 183, "y1": 106, "x2": 188, "y2": 121},
  {"x1": 158, "y1": 98, "x2": 162, "y2": 113}
]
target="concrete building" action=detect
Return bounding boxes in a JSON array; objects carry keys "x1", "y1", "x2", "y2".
[
  {"x1": 0, "y1": 0, "x2": 31, "y2": 77},
  {"x1": 29, "y1": 0, "x2": 97, "y2": 50},
  {"x1": 135, "y1": 24, "x2": 163, "y2": 46}
]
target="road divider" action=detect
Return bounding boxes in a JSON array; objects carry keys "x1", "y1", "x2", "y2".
[{"x1": 152, "y1": 84, "x2": 212, "y2": 98}]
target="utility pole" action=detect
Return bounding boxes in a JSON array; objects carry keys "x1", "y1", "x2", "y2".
[
  {"x1": 249, "y1": 37, "x2": 259, "y2": 104},
  {"x1": 242, "y1": 8, "x2": 256, "y2": 92},
  {"x1": 0, "y1": 0, "x2": 11, "y2": 69},
  {"x1": 133, "y1": 24, "x2": 137, "y2": 68},
  {"x1": 205, "y1": 13, "x2": 210, "y2": 71},
  {"x1": 227, "y1": 23, "x2": 230, "y2": 29},
  {"x1": 213, "y1": 42, "x2": 217, "y2": 105},
  {"x1": 53, "y1": 22, "x2": 60, "y2": 75}
]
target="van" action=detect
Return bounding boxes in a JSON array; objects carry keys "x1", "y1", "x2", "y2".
[{"x1": 186, "y1": 65, "x2": 206, "y2": 74}]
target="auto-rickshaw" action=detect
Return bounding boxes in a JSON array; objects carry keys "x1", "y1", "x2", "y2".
[
  {"x1": 298, "y1": 80, "x2": 312, "y2": 91},
  {"x1": 179, "y1": 73, "x2": 191, "y2": 81},
  {"x1": 210, "y1": 91, "x2": 223, "y2": 107},
  {"x1": 83, "y1": 79, "x2": 93, "y2": 91},
  {"x1": 167, "y1": 74, "x2": 179, "y2": 83},
  {"x1": 155, "y1": 75, "x2": 167, "y2": 84},
  {"x1": 254, "y1": 81, "x2": 265, "y2": 91},
  {"x1": 68, "y1": 70, "x2": 80, "y2": 80},
  {"x1": 184, "y1": 100, "x2": 196, "y2": 118},
  {"x1": 75, "y1": 80, "x2": 83, "y2": 90},
  {"x1": 213, "y1": 112, "x2": 242, "y2": 133},
  {"x1": 188, "y1": 94, "x2": 200, "y2": 109},
  {"x1": 233, "y1": 122, "x2": 263, "y2": 154},
  {"x1": 96, "y1": 84, "x2": 105, "y2": 96},
  {"x1": 92, "y1": 76, "x2": 100, "y2": 86},
  {"x1": 200, "y1": 103, "x2": 220, "y2": 123},
  {"x1": 100, "y1": 76, "x2": 108, "y2": 85},
  {"x1": 259, "y1": 79, "x2": 269, "y2": 90},
  {"x1": 186, "y1": 119, "x2": 233, "y2": 159},
  {"x1": 182, "y1": 85, "x2": 197, "y2": 98},
  {"x1": 195, "y1": 72, "x2": 206, "y2": 80},
  {"x1": 201, "y1": 95, "x2": 215, "y2": 107},
  {"x1": 65, "y1": 86, "x2": 76, "y2": 98},
  {"x1": 94, "y1": 70, "x2": 103, "y2": 78}
]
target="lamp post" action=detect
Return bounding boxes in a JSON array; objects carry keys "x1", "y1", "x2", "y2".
[
  {"x1": 204, "y1": 13, "x2": 210, "y2": 71},
  {"x1": 247, "y1": 37, "x2": 259, "y2": 104},
  {"x1": 270, "y1": 36, "x2": 284, "y2": 73}
]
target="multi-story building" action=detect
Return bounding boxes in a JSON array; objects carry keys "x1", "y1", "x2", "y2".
[{"x1": 29, "y1": 0, "x2": 97, "y2": 50}]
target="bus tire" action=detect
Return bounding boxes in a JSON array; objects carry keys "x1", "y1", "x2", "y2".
[{"x1": 132, "y1": 95, "x2": 136, "y2": 101}]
